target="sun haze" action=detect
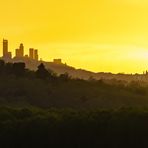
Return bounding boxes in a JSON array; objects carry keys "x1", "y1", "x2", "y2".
[{"x1": 0, "y1": 0, "x2": 148, "y2": 73}]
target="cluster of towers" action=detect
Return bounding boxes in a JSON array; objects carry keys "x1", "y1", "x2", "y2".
[
  {"x1": 28, "y1": 48, "x2": 38, "y2": 60},
  {"x1": 2, "y1": 39, "x2": 63, "y2": 64},
  {"x1": 2, "y1": 39, "x2": 39, "y2": 61}
]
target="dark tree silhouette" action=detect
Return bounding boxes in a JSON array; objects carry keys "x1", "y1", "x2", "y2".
[
  {"x1": 0, "y1": 60, "x2": 5, "y2": 67},
  {"x1": 36, "y1": 63, "x2": 50, "y2": 79},
  {"x1": 5, "y1": 62, "x2": 13, "y2": 75},
  {"x1": 59, "y1": 72, "x2": 70, "y2": 81},
  {"x1": 12, "y1": 62, "x2": 25, "y2": 76},
  {"x1": 0, "y1": 60, "x2": 5, "y2": 74}
]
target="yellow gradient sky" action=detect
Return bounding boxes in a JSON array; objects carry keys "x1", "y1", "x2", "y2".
[{"x1": 1, "y1": 0, "x2": 148, "y2": 73}]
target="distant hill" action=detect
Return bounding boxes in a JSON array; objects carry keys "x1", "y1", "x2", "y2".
[{"x1": 1, "y1": 57, "x2": 148, "y2": 83}]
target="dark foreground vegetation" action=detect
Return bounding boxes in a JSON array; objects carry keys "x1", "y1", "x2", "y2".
[
  {"x1": 1, "y1": 60, "x2": 148, "y2": 147},
  {"x1": 1, "y1": 107, "x2": 148, "y2": 148}
]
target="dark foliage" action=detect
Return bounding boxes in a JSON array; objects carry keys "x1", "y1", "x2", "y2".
[
  {"x1": 0, "y1": 60, "x2": 147, "y2": 109},
  {"x1": 0, "y1": 60, "x2": 148, "y2": 147},
  {"x1": 36, "y1": 63, "x2": 51, "y2": 79},
  {"x1": 12, "y1": 62, "x2": 25, "y2": 76},
  {"x1": 0, "y1": 107, "x2": 148, "y2": 148}
]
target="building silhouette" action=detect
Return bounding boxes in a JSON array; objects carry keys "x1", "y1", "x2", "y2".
[
  {"x1": 3, "y1": 39, "x2": 8, "y2": 57},
  {"x1": 1, "y1": 39, "x2": 64, "y2": 64},
  {"x1": 15, "y1": 43, "x2": 24, "y2": 57},
  {"x1": 19, "y1": 43, "x2": 24, "y2": 57},
  {"x1": 15, "y1": 49, "x2": 19, "y2": 57},
  {"x1": 34, "y1": 49, "x2": 38, "y2": 61},
  {"x1": 53, "y1": 59, "x2": 62, "y2": 64},
  {"x1": 29, "y1": 48, "x2": 38, "y2": 60},
  {"x1": 3, "y1": 39, "x2": 12, "y2": 59},
  {"x1": 7, "y1": 52, "x2": 12, "y2": 59},
  {"x1": 24, "y1": 54, "x2": 28, "y2": 58},
  {"x1": 29, "y1": 48, "x2": 34, "y2": 59}
]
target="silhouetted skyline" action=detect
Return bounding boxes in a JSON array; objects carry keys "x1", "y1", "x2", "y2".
[
  {"x1": 1, "y1": 39, "x2": 62, "y2": 64},
  {"x1": 2, "y1": 39, "x2": 39, "y2": 61}
]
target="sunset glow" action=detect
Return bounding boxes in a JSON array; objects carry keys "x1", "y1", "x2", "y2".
[{"x1": 1, "y1": 0, "x2": 148, "y2": 73}]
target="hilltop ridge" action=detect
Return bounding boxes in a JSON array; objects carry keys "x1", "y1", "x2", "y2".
[{"x1": 1, "y1": 56, "x2": 148, "y2": 83}]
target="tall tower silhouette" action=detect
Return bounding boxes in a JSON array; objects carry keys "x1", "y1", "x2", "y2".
[
  {"x1": 29, "y1": 48, "x2": 34, "y2": 59},
  {"x1": 19, "y1": 43, "x2": 24, "y2": 57},
  {"x1": 34, "y1": 49, "x2": 38, "y2": 60},
  {"x1": 15, "y1": 43, "x2": 24, "y2": 57},
  {"x1": 3, "y1": 39, "x2": 8, "y2": 57}
]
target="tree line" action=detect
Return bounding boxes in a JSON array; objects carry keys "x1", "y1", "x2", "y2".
[{"x1": 0, "y1": 60, "x2": 70, "y2": 81}]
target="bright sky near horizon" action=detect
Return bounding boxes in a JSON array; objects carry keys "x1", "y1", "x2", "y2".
[{"x1": 1, "y1": 0, "x2": 148, "y2": 73}]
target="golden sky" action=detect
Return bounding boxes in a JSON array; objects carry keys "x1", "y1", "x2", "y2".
[{"x1": 1, "y1": 0, "x2": 148, "y2": 73}]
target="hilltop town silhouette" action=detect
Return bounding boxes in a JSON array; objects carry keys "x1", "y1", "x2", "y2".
[
  {"x1": 1, "y1": 39, "x2": 148, "y2": 82},
  {"x1": 1, "y1": 39, "x2": 62, "y2": 64}
]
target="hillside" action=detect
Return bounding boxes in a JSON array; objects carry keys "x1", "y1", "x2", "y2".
[
  {"x1": 0, "y1": 59, "x2": 148, "y2": 147},
  {"x1": 0, "y1": 60, "x2": 147, "y2": 109},
  {"x1": 3, "y1": 57, "x2": 148, "y2": 83}
]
